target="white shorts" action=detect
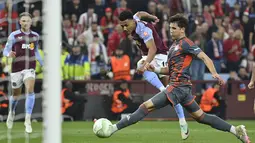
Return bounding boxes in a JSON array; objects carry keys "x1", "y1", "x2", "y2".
[
  {"x1": 137, "y1": 54, "x2": 168, "y2": 78},
  {"x1": 10, "y1": 69, "x2": 36, "y2": 89}
]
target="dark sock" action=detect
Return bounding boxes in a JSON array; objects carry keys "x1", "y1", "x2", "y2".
[
  {"x1": 116, "y1": 104, "x2": 149, "y2": 130},
  {"x1": 197, "y1": 113, "x2": 231, "y2": 132}
]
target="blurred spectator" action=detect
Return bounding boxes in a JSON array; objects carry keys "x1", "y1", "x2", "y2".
[
  {"x1": 241, "y1": 10, "x2": 254, "y2": 51},
  {"x1": 189, "y1": 26, "x2": 206, "y2": 80},
  {"x1": 107, "y1": 47, "x2": 133, "y2": 81},
  {"x1": 240, "y1": 53, "x2": 255, "y2": 74},
  {"x1": 113, "y1": 0, "x2": 130, "y2": 21},
  {"x1": 107, "y1": 24, "x2": 126, "y2": 56},
  {"x1": 230, "y1": 2, "x2": 241, "y2": 23},
  {"x1": 222, "y1": 16, "x2": 232, "y2": 33},
  {"x1": 63, "y1": 15, "x2": 82, "y2": 46},
  {"x1": 61, "y1": 47, "x2": 69, "y2": 79},
  {"x1": 221, "y1": 0, "x2": 231, "y2": 14},
  {"x1": 78, "y1": 4, "x2": 98, "y2": 32},
  {"x1": 213, "y1": 0, "x2": 224, "y2": 17},
  {"x1": 0, "y1": 1, "x2": 19, "y2": 37},
  {"x1": 227, "y1": 71, "x2": 240, "y2": 95},
  {"x1": 238, "y1": 67, "x2": 250, "y2": 80},
  {"x1": 206, "y1": 32, "x2": 224, "y2": 73},
  {"x1": 223, "y1": 29, "x2": 242, "y2": 72},
  {"x1": 146, "y1": 0, "x2": 163, "y2": 33},
  {"x1": 242, "y1": 0, "x2": 255, "y2": 14},
  {"x1": 0, "y1": 83, "x2": 8, "y2": 119},
  {"x1": 207, "y1": 16, "x2": 223, "y2": 41},
  {"x1": 64, "y1": 46, "x2": 90, "y2": 80},
  {"x1": 31, "y1": 9, "x2": 42, "y2": 35},
  {"x1": 100, "y1": 7, "x2": 117, "y2": 45},
  {"x1": 88, "y1": 35, "x2": 108, "y2": 79},
  {"x1": 169, "y1": 0, "x2": 184, "y2": 16},
  {"x1": 61, "y1": 81, "x2": 87, "y2": 121},
  {"x1": 200, "y1": 84, "x2": 222, "y2": 118},
  {"x1": 64, "y1": 0, "x2": 85, "y2": 19},
  {"x1": 203, "y1": 5, "x2": 213, "y2": 27},
  {"x1": 94, "y1": 0, "x2": 105, "y2": 22},
  {"x1": 79, "y1": 22, "x2": 104, "y2": 46},
  {"x1": 17, "y1": 0, "x2": 42, "y2": 14},
  {"x1": 162, "y1": 21, "x2": 171, "y2": 47},
  {"x1": 111, "y1": 81, "x2": 138, "y2": 120},
  {"x1": 182, "y1": 0, "x2": 202, "y2": 15},
  {"x1": 119, "y1": 35, "x2": 138, "y2": 68}
]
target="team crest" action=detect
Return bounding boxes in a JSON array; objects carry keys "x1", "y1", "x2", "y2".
[{"x1": 174, "y1": 45, "x2": 179, "y2": 51}]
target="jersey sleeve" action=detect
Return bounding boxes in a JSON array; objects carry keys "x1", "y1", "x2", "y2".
[
  {"x1": 182, "y1": 41, "x2": 202, "y2": 56},
  {"x1": 3, "y1": 33, "x2": 15, "y2": 57},
  {"x1": 133, "y1": 14, "x2": 140, "y2": 22},
  {"x1": 135, "y1": 22, "x2": 153, "y2": 43}
]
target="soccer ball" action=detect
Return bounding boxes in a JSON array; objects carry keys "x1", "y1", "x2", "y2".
[{"x1": 93, "y1": 118, "x2": 112, "y2": 138}]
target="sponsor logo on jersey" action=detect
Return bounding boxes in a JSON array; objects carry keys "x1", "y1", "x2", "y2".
[{"x1": 21, "y1": 43, "x2": 34, "y2": 50}]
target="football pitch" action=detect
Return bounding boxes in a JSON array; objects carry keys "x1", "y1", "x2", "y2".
[{"x1": 0, "y1": 121, "x2": 254, "y2": 143}]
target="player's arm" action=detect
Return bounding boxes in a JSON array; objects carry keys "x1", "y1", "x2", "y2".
[
  {"x1": 250, "y1": 63, "x2": 255, "y2": 83},
  {"x1": 3, "y1": 33, "x2": 15, "y2": 57},
  {"x1": 34, "y1": 38, "x2": 43, "y2": 66},
  {"x1": 134, "y1": 11, "x2": 159, "y2": 22},
  {"x1": 248, "y1": 63, "x2": 255, "y2": 89},
  {"x1": 197, "y1": 51, "x2": 224, "y2": 85},
  {"x1": 137, "y1": 23, "x2": 157, "y2": 65},
  {"x1": 145, "y1": 39, "x2": 157, "y2": 64},
  {"x1": 197, "y1": 52, "x2": 217, "y2": 75}
]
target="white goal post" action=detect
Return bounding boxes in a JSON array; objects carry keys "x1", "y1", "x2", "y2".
[{"x1": 43, "y1": 0, "x2": 62, "y2": 143}]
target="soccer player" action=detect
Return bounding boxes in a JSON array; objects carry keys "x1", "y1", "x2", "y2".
[
  {"x1": 248, "y1": 63, "x2": 255, "y2": 89},
  {"x1": 118, "y1": 10, "x2": 189, "y2": 139},
  {"x1": 248, "y1": 63, "x2": 255, "y2": 114},
  {"x1": 107, "y1": 14, "x2": 251, "y2": 143},
  {"x1": 3, "y1": 12, "x2": 43, "y2": 133}
]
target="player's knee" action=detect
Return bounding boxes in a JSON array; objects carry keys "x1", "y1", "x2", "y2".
[
  {"x1": 141, "y1": 100, "x2": 155, "y2": 112},
  {"x1": 13, "y1": 88, "x2": 21, "y2": 96},
  {"x1": 26, "y1": 86, "x2": 34, "y2": 93}
]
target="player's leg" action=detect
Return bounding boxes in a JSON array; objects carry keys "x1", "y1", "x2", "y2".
[
  {"x1": 6, "y1": 88, "x2": 22, "y2": 129},
  {"x1": 110, "y1": 90, "x2": 169, "y2": 135},
  {"x1": 23, "y1": 69, "x2": 36, "y2": 133},
  {"x1": 183, "y1": 98, "x2": 251, "y2": 143},
  {"x1": 137, "y1": 57, "x2": 165, "y2": 91},
  {"x1": 6, "y1": 72, "x2": 23, "y2": 129},
  {"x1": 161, "y1": 76, "x2": 188, "y2": 140}
]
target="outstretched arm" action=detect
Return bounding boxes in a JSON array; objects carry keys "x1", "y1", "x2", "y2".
[
  {"x1": 134, "y1": 11, "x2": 159, "y2": 22},
  {"x1": 197, "y1": 51, "x2": 224, "y2": 85},
  {"x1": 248, "y1": 63, "x2": 255, "y2": 89}
]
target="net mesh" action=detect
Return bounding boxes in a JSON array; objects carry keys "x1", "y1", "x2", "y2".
[{"x1": 0, "y1": 0, "x2": 44, "y2": 142}]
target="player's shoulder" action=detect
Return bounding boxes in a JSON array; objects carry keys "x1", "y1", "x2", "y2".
[
  {"x1": 9, "y1": 30, "x2": 22, "y2": 37},
  {"x1": 135, "y1": 21, "x2": 152, "y2": 33},
  {"x1": 31, "y1": 31, "x2": 40, "y2": 37},
  {"x1": 180, "y1": 37, "x2": 195, "y2": 48}
]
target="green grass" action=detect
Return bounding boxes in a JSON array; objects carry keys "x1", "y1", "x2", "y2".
[{"x1": 0, "y1": 121, "x2": 254, "y2": 143}]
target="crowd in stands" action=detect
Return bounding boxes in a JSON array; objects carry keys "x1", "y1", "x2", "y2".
[{"x1": 0, "y1": 0, "x2": 255, "y2": 82}]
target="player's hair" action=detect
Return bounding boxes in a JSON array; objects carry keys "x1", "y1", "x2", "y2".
[
  {"x1": 169, "y1": 13, "x2": 188, "y2": 29},
  {"x1": 119, "y1": 10, "x2": 133, "y2": 21},
  {"x1": 19, "y1": 12, "x2": 32, "y2": 19}
]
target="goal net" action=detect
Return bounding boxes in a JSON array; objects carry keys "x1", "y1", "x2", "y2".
[{"x1": 0, "y1": 0, "x2": 61, "y2": 143}]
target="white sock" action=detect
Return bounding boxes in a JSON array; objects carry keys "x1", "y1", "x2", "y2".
[
  {"x1": 179, "y1": 118, "x2": 187, "y2": 125},
  {"x1": 111, "y1": 124, "x2": 118, "y2": 134},
  {"x1": 230, "y1": 126, "x2": 236, "y2": 135},
  {"x1": 25, "y1": 114, "x2": 31, "y2": 123},
  {"x1": 159, "y1": 86, "x2": 166, "y2": 92}
]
